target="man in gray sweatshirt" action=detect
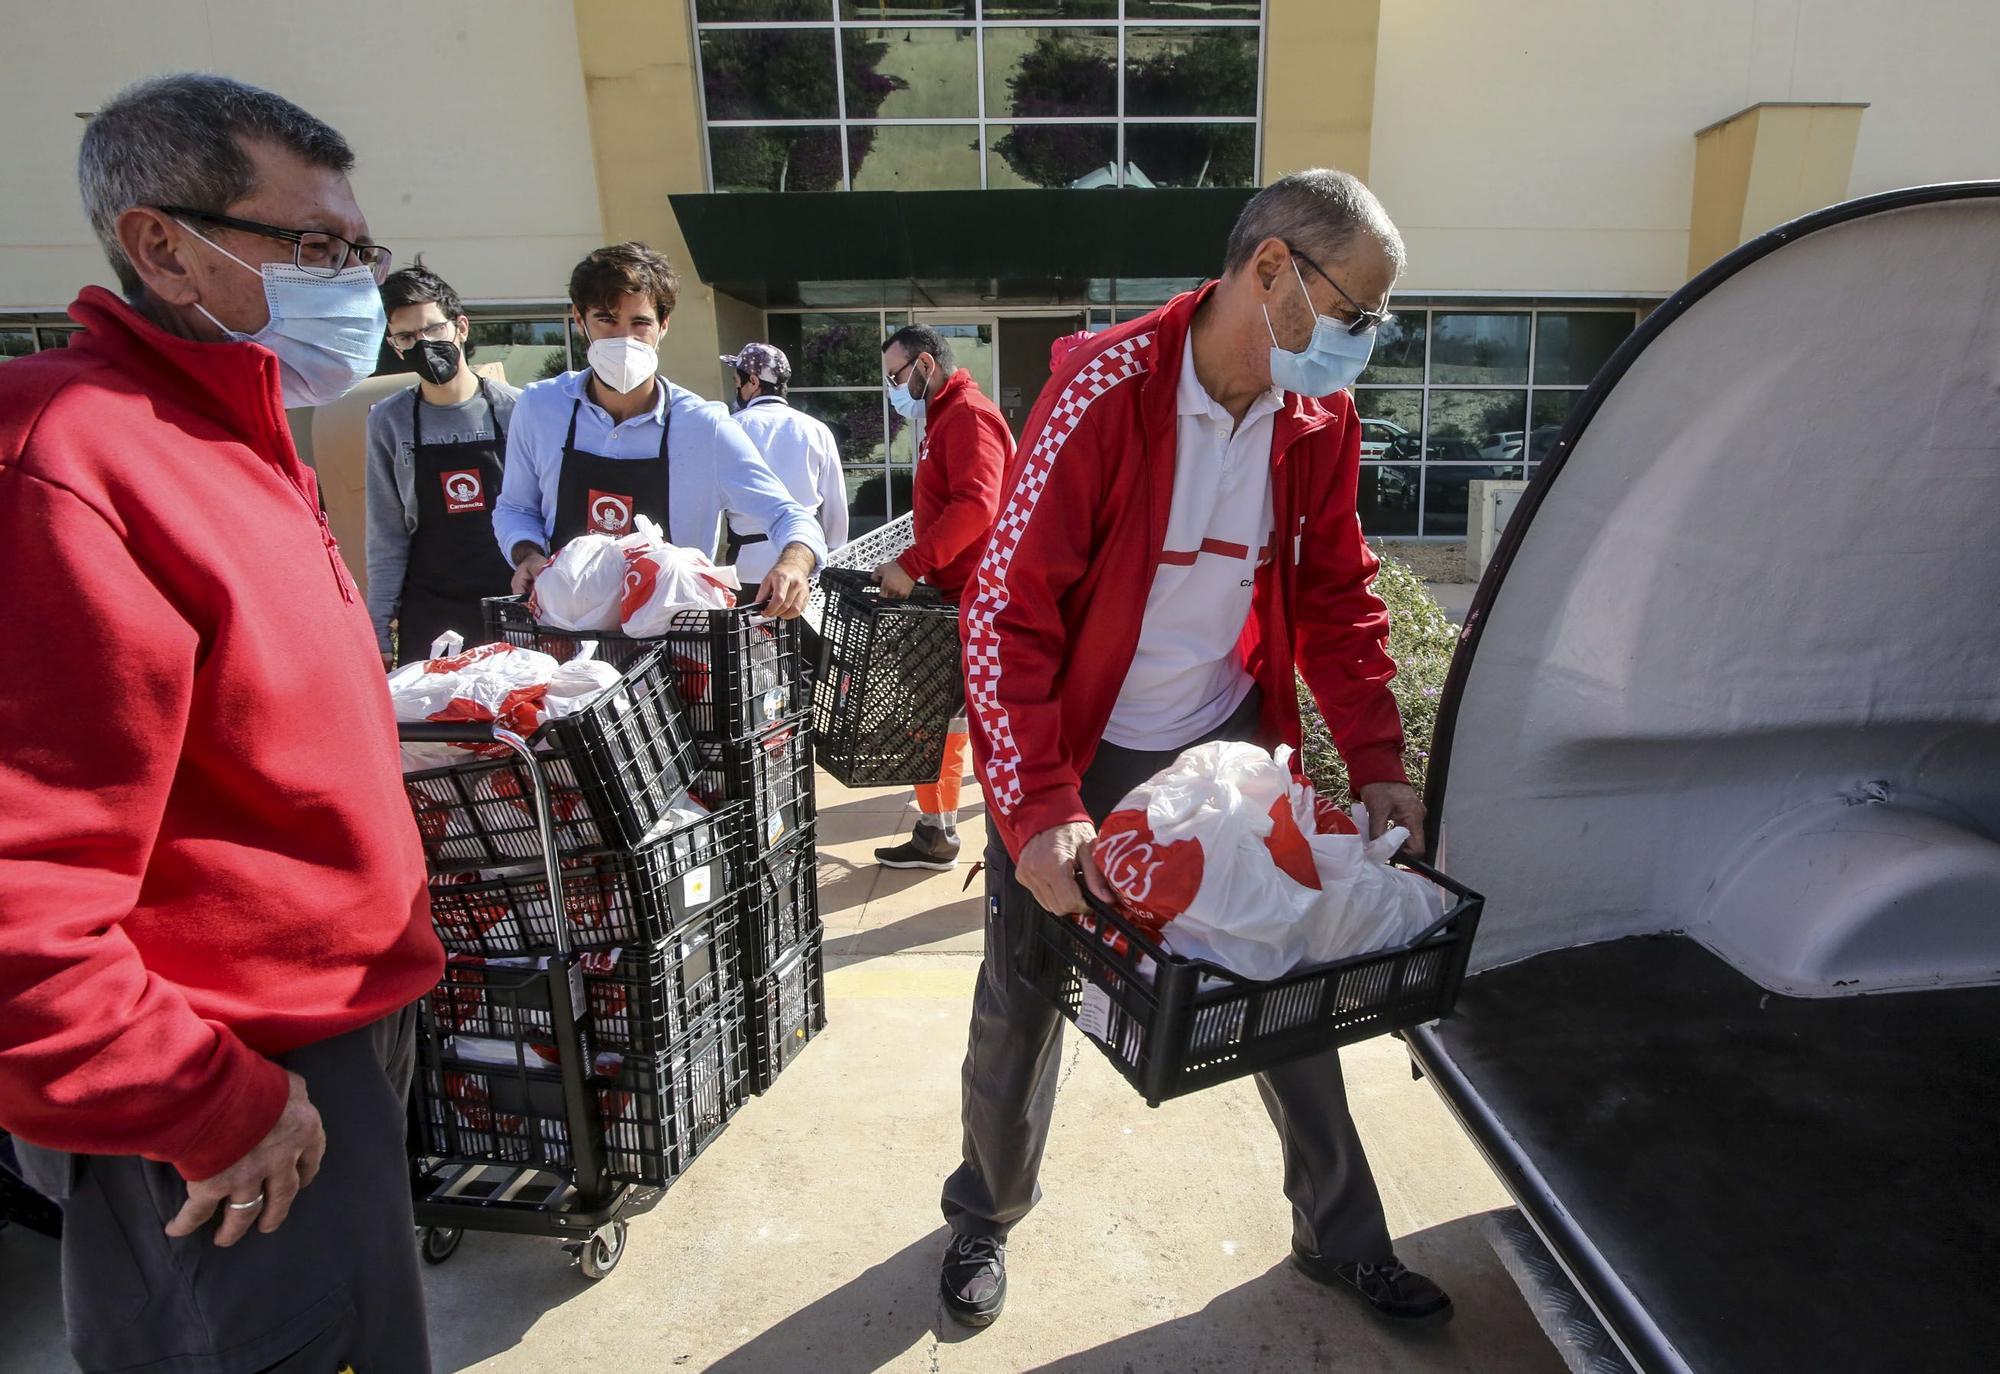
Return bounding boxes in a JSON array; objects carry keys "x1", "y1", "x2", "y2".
[{"x1": 365, "y1": 260, "x2": 520, "y2": 665}]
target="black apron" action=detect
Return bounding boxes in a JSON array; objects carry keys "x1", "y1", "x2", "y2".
[
  {"x1": 550, "y1": 391, "x2": 672, "y2": 549},
  {"x1": 396, "y1": 380, "x2": 514, "y2": 666}
]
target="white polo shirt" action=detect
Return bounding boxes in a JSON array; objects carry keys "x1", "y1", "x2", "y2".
[{"x1": 1103, "y1": 334, "x2": 1280, "y2": 750}]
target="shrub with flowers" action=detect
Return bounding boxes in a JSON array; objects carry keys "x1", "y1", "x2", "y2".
[{"x1": 1296, "y1": 545, "x2": 1460, "y2": 800}]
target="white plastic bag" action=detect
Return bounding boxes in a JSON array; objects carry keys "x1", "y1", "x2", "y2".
[
  {"x1": 618, "y1": 516, "x2": 739, "y2": 637},
  {"x1": 1298, "y1": 800, "x2": 1444, "y2": 964},
  {"x1": 1095, "y1": 742, "x2": 1444, "y2": 980},
  {"x1": 388, "y1": 640, "x2": 621, "y2": 772},
  {"x1": 529, "y1": 534, "x2": 628, "y2": 631},
  {"x1": 1093, "y1": 741, "x2": 1321, "y2": 980}
]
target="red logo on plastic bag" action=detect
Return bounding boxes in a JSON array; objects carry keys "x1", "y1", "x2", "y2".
[
  {"x1": 1312, "y1": 795, "x2": 1359, "y2": 836},
  {"x1": 587, "y1": 491, "x2": 634, "y2": 535},
  {"x1": 1095, "y1": 808, "x2": 1201, "y2": 933},
  {"x1": 441, "y1": 469, "x2": 486, "y2": 514},
  {"x1": 620, "y1": 547, "x2": 659, "y2": 620},
  {"x1": 1265, "y1": 795, "x2": 1321, "y2": 890}
]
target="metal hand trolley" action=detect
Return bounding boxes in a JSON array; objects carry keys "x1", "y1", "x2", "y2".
[{"x1": 399, "y1": 720, "x2": 636, "y2": 1281}]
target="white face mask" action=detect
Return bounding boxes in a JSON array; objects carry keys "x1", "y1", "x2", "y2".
[{"x1": 586, "y1": 335, "x2": 657, "y2": 394}]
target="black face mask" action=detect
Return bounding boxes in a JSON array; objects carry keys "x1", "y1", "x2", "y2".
[{"x1": 411, "y1": 337, "x2": 461, "y2": 386}]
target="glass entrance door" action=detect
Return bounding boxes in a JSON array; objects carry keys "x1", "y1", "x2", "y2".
[{"x1": 911, "y1": 314, "x2": 998, "y2": 398}]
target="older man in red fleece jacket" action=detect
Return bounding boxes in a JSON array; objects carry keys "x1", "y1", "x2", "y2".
[{"x1": 0, "y1": 75, "x2": 442, "y2": 1372}]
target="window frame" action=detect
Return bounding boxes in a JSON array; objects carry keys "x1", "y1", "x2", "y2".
[
  {"x1": 691, "y1": 1, "x2": 1265, "y2": 192},
  {"x1": 1354, "y1": 303, "x2": 1643, "y2": 539}
]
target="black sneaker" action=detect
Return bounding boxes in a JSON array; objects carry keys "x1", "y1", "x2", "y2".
[
  {"x1": 875, "y1": 821, "x2": 961, "y2": 871},
  {"x1": 939, "y1": 1231, "x2": 1006, "y2": 1328},
  {"x1": 1290, "y1": 1245, "x2": 1453, "y2": 1325}
]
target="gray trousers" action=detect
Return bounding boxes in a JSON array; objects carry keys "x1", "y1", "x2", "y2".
[
  {"x1": 17, "y1": 1007, "x2": 431, "y2": 1374},
  {"x1": 940, "y1": 693, "x2": 1396, "y2": 1264}
]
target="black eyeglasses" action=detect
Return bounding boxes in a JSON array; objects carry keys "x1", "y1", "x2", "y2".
[
  {"x1": 884, "y1": 355, "x2": 920, "y2": 387},
  {"x1": 157, "y1": 206, "x2": 394, "y2": 283},
  {"x1": 386, "y1": 318, "x2": 461, "y2": 352},
  {"x1": 1287, "y1": 242, "x2": 1391, "y2": 337}
]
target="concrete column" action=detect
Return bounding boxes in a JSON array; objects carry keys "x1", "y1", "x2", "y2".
[
  {"x1": 1260, "y1": 0, "x2": 1382, "y2": 184},
  {"x1": 571, "y1": 0, "x2": 732, "y2": 400},
  {"x1": 1688, "y1": 102, "x2": 1868, "y2": 278}
]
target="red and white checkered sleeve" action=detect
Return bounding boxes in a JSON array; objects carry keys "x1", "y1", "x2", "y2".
[{"x1": 959, "y1": 335, "x2": 1152, "y2": 859}]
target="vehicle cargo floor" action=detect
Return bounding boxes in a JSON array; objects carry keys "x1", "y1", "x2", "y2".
[{"x1": 1428, "y1": 934, "x2": 2000, "y2": 1374}]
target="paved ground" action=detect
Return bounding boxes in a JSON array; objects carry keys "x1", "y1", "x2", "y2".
[
  {"x1": 1424, "y1": 581, "x2": 1477, "y2": 625},
  {"x1": 0, "y1": 778, "x2": 1555, "y2": 1373}
]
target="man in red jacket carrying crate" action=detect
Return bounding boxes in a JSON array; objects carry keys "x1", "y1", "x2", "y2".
[
  {"x1": 871, "y1": 324, "x2": 1013, "y2": 870},
  {"x1": 937, "y1": 170, "x2": 1453, "y2": 1331},
  {"x1": 0, "y1": 75, "x2": 444, "y2": 1372}
]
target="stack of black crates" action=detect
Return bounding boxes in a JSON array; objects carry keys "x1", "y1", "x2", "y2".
[
  {"x1": 487, "y1": 597, "x2": 826, "y2": 1099},
  {"x1": 401, "y1": 641, "x2": 749, "y2": 1196}
]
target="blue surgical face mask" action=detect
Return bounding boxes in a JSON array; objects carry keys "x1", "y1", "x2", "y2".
[
  {"x1": 181, "y1": 221, "x2": 387, "y2": 408},
  {"x1": 886, "y1": 358, "x2": 932, "y2": 419},
  {"x1": 1264, "y1": 256, "x2": 1377, "y2": 397}
]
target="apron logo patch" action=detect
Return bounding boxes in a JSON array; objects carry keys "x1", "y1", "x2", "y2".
[
  {"x1": 588, "y1": 490, "x2": 635, "y2": 534},
  {"x1": 440, "y1": 469, "x2": 486, "y2": 513}
]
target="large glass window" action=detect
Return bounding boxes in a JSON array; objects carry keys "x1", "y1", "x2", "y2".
[
  {"x1": 466, "y1": 320, "x2": 571, "y2": 386},
  {"x1": 1355, "y1": 306, "x2": 1637, "y2": 537},
  {"x1": 694, "y1": 2, "x2": 1261, "y2": 192},
  {"x1": 0, "y1": 323, "x2": 83, "y2": 362}
]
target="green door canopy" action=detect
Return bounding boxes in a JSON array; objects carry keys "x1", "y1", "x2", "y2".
[{"x1": 669, "y1": 188, "x2": 1255, "y2": 306}]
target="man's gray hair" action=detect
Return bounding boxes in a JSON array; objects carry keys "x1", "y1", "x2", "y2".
[
  {"x1": 1223, "y1": 169, "x2": 1406, "y2": 278},
  {"x1": 78, "y1": 73, "x2": 354, "y2": 296}
]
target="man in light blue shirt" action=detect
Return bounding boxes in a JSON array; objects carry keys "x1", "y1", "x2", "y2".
[{"x1": 493, "y1": 241, "x2": 824, "y2": 615}]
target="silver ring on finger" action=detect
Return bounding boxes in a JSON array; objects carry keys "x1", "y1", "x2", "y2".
[{"x1": 225, "y1": 1192, "x2": 267, "y2": 1211}]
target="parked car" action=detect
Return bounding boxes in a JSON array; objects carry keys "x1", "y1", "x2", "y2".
[{"x1": 1359, "y1": 417, "x2": 1408, "y2": 458}]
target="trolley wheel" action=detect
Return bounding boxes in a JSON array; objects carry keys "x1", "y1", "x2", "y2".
[
  {"x1": 577, "y1": 1219, "x2": 627, "y2": 1281},
  {"x1": 420, "y1": 1227, "x2": 463, "y2": 1265}
]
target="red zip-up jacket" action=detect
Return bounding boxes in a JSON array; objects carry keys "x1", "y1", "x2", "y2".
[
  {"x1": 896, "y1": 368, "x2": 1013, "y2": 601},
  {"x1": 963, "y1": 285, "x2": 1409, "y2": 861},
  {"x1": 0, "y1": 288, "x2": 444, "y2": 1180}
]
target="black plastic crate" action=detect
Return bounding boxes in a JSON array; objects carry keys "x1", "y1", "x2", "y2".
[
  {"x1": 426, "y1": 803, "x2": 737, "y2": 955},
  {"x1": 417, "y1": 973, "x2": 748, "y2": 1188},
  {"x1": 812, "y1": 567, "x2": 964, "y2": 787},
  {"x1": 486, "y1": 596, "x2": 802, "y2": 740},
  {"x1": 431, "y1": 897, "x2": 743, "y2": 1057},
  {"x1": 692, "y1": 714, "x2": 816, "y2": 859},
  {"x1": 1015, "y1": 862, "x2": 1484, "y2": 1106},
  {"x1": 739, "y1": 824, "x2": 820, "y2": 980},
  {"x1": 747, "y1": 934, "x2": 826, "y2": 1094},
  {"x1": 402, "y1": 645, "x2": 699, "y2": 863}
]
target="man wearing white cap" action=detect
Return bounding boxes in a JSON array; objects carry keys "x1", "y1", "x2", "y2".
[{"x1": 721, "y1": 342, "x2": 848, "y2": 582}]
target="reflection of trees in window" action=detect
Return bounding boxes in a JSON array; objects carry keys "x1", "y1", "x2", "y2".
[
  {"x1": 1125, "y1": 124, "x2": 1253, "y2": 187},
  {"x1": 993, "y1": 29, "x2": 1255, "y2": 188},
  {"x1": 702, "y1": 31, "x2": 838, "y2": 120},
  {"x1": 1125, "y1": 29, "x2": 1258, "y2": 117},
  {"x1": 840, "y1": 29, "x2": 909, "y2": 182},
  {"x1": 809, "y1": 391, "x2": 887, "y2": 471},
  {"x1": 993, "y1": 32, "x2": 1115, "y2": 186},
  {"x1": 711, "y1": 127, "x2": 843, "y2": 193},
  {"x1": 798, "y1": 321, "x2": 888, "y2": 468}
]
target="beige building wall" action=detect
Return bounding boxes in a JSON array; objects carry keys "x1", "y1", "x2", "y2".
[
  {"x1": 0, "y1": 0, "x2": 604, "y2": 310},
  {"x1": 1356, "y1": 0, "x2": 2000, "y2": 296},
  {"x1": 572, "y1": 0, "x2": 729, "y2": 401},
  {"x1": 5, "y1": 0, "x2": 1997, "y2": 319},
  {"x1": 1261, "y1": 0, "x2": 1381, "y2": 185}
]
